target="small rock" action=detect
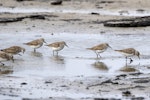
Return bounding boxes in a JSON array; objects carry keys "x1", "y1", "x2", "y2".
[
  {"x1": 131, "y1": 97, "x2": 144, "y2": 100},
  {"x1": 122, "y1": 91, "x2": 131, "y2": 97},
  {"x1": 134, "y1": 79, "x2": 149, "y2": 83},
  {"x1": 100, "y1": 1, "x2": 114, "y2": 3},
  {"x1": 80, "y1": 82, "x2": 83, "y2": 84},
  {"x1": 94, "y1": 98, "x2": 120, "y2": 100},
  {"x1": 45, "y1": 81, "x2": 52, "y2": 84},
  {"x1": 91, "y1": 12, "x2": 100, "y2": 15},
  {"x1": 21, "y1": 82, "x2": 27, "y2": 85},
  {"x1": 86, "y1": 87, "x2": 89, "y2": 90},
  {"x1": 94, "y1": 98, "x2": 109, "y2": 100},
  {"x1": 51, "y1": 0, "x2": 62, "y2": 5},
  {"x1": 100, "y1": 31, "x2": 106, "y2": 34},
  {"x1": 51, "y1": 33, "x2": 54, "y2": 35},
  {"x1": 60, "y1": 85, "x2": 67, "y2": 87},
  {"x1": 136, "y1": 9, "x2": 145, "y2": 12},
  {"x1": 116, "y1": 74, "x2": 127, "y2": 78},
  {"x1": 16, "y1": 0, "x2": 24, "y2": 1}
]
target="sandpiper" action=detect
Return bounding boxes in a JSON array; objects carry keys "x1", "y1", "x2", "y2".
[
  {"x1": 87, "y1": 43, "x2": 111, "y2": 58},
  {"x1": 0, "y1": 51, "x2": 14, "y2": 65},
  {"x1": 46, "y1": 41, "x2": 68, "y2": 56},
  {"x1": 1, "y1": 46, "x2": 25, "y2": 56},
  {"x1": 24, "y1": 38, "x2": 46, "y2": 52},
  {"x1": 115, "y1": 48, "x2": 140, "y2": 63}
]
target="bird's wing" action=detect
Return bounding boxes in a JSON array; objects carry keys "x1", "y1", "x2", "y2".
[
  {"x1": 24, "y1": 39, "x2": 39, "y2": 46},
  {"x1": 1, "y1": 46, "x2": 19, "y2": 53},
  {"x1": 115, "y1": 48, "x2": 135, "y2": 54},
  {"x1": 47, "y1": 42, "x2": 60, "y2": 48}
]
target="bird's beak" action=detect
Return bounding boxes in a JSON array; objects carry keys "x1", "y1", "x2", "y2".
[
  {"x1": 138, "y1": 56, "x2": 140, "y2": 59},
  {"x1": 11, "y1": 56, "x2": 14, "y2": 63},
  {"x1": 65, "y1": 44, "x2": 68, "y2": 47},
  {"x1": 108, "y1": 45, "x2": 112, "y2": 49},
  {"x1": 43, "y1": 40, "x2": 47, "y2": 43}
]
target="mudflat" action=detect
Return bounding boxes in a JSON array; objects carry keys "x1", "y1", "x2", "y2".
[{"x1": 0, "y1": 0, "x2": 150, "y2": 100}]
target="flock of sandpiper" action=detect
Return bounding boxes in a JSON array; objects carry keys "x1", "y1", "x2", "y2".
[{"x1": 0, "y1": 38, "x2": 140, "y2": 66}]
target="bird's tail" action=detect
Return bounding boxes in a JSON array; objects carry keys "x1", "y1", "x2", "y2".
[
  {"x1": 23, "y1": 43, "x2": 27, "y2": 45},
  {"x1": 86, "y1": 48, "x2": 92, "y2": 50},
  {"x1": 114, "y1": 50, "x2": 121, "y2": 52}
]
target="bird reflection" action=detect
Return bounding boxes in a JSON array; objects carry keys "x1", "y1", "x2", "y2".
[
  {"x1": 0, "y1": 69, "x2": 13, "y2": 75},
  {"x1": 120, "y1": 65, "x2": 137, "y2": 72},
  {"x1": 0, "y1": 65, "x2": 13, "y2": 75},
  {"x1": 92, "y1": 61, "x2": 108, "y2": 71},
  {"x1": 50, "y1": 55, "x2": 65, "y2": 64},
  {"x1": 30, "y1": 51, "x2": 43, "y2": 57}
]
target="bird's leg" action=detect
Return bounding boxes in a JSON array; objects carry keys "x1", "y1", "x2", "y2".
[
  {"x1": 98, "y1": 53, "x2": 102, "y2": 58},
  {"x1": 11, "y1": 56, "x2": 14, "y2": 63},
  {"x1": 12, "y1": 59, "x2": 14, "y2": 63},
  {"x1": 34, "y1": 49, "x2": 36, "y2": 52},
  {"x1": 94, "y1": 51, "x2": 99, "y2": 59},
  {"x1": 125, "y1": 56, "x2": 128, "y2": 66},
  {"x1": 56, "y1": 51, "x2": 58, "y2": 56},
  {"x1": 96, "y1": 54, "x2": 98, "y2": 59},
  {"x1": 53, "y1": 51, "x2": 55, "y2": 56}
]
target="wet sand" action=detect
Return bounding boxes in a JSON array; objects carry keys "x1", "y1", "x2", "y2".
[{"x1": 0, "y1": 0, "x2": 150, "y2": 100}]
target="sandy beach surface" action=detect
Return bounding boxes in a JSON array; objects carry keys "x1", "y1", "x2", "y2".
[{"x1": 0, "y1": 0, "x2": 150, "y2": 100}]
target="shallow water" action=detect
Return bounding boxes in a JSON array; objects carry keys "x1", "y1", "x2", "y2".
[
  {"x1": 0, "y1": 1, "x2": 150, "y2": 99},
  {"x1": 0, "y1": 7, "x2": 150, "y2": 17},
  {"x1": 0, "y1": 32, "x2": 150, "y2": 78},
  {"x1": 0, "y1": 32, "x2": 150, "y2": 99}
]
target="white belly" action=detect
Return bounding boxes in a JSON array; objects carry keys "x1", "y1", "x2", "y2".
[
  {"x1": 122, "y1": 52, "x2": 133, "y2": 57},
  {"x1": 31, "y1": 43, "x2": 43, "y2": 49},
  {"x1": 52, "y1": 46, "x2": 64, "y2": 51},
  {"x1": 96, "y1": 49, "x2": 106, "y2": 53}
]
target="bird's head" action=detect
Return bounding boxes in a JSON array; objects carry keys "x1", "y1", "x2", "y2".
[
  {"x1": 40, "y1": 38, "x2": 47, "y2": 43},
  {"x1": 135, "y1": 51, "x2": 140, "y2": 59},
  {"x1": 105, "y1": 43, "x2": 112, "y2": 49},
  {"x1": 62, "y1": 41, "x2": 68, "y2": 47}
]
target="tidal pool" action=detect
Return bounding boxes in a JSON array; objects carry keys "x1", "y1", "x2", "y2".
[{"x1": 0, "y1": 33, "x2": 149, "y2": 78}]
